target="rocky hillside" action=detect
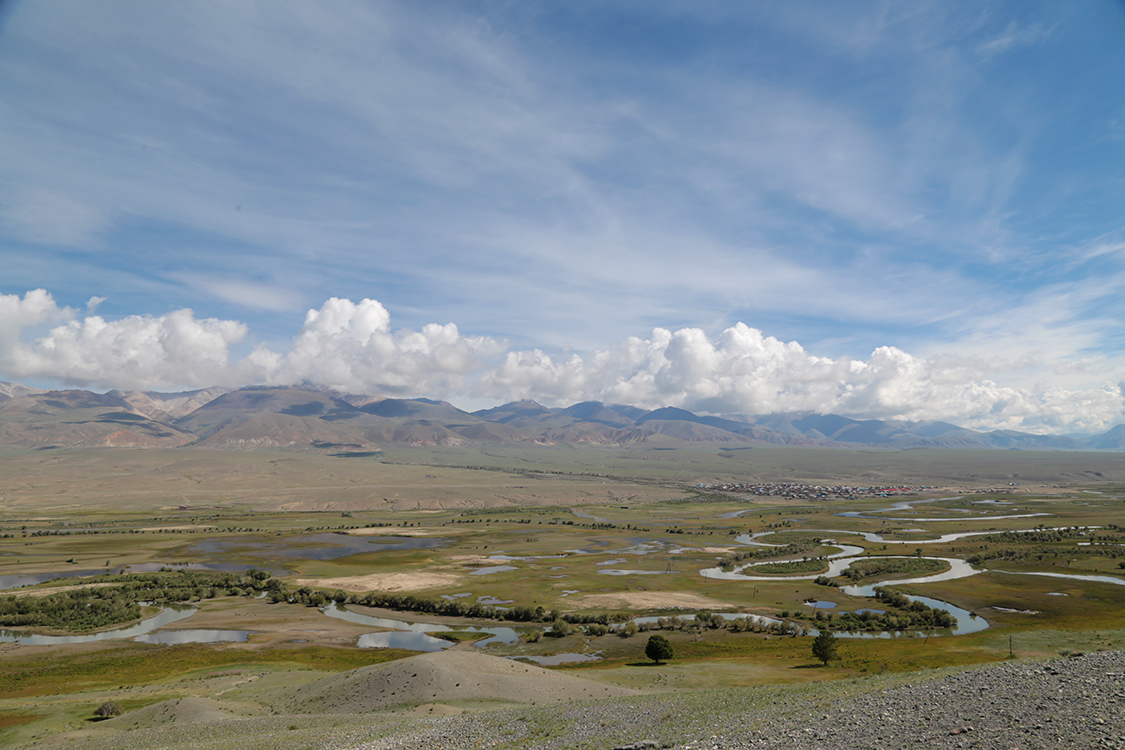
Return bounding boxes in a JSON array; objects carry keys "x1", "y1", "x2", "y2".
[
  {"x1": 0, "y1": 381, "x2": 1115, "y2": 452},
  {"x1": 42, "y1": 650, "x2": 1125, "y2": 750}
]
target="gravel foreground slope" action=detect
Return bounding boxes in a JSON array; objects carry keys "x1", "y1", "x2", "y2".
[
  {"x1": 38, "y1": 651, "x2": 1124, "y2": 750},
  {"x1": 348, "y1": 651, "x2": 1124, "y2": 750}
]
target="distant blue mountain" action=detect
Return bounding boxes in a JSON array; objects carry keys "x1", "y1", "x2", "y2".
[{"x1": 0, "y1": 383, "x2": 1118, "y2": 451}]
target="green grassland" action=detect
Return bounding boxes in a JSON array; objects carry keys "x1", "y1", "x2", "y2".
[{"x1": 0, "y1": 445, "x2": 1123, "y2": 747}]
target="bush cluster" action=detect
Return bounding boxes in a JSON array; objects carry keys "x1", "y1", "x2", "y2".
[{"x1": 0, "y1": 569, "x2": 276, "y2": 631}]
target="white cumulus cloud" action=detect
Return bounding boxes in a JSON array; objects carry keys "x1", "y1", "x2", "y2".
[
  {"x1": 0, "y1": 290, "x2": 249, "y2": 390},
  {"x1": 1, "y1": 290, "x2": 1123, "y2": 433},
  {"x1": 260, "y1": 297, "x2": 504, "y2": 396},
  {"x1": 476, "y1": 323, "x2": 1125, "y2": 433}
]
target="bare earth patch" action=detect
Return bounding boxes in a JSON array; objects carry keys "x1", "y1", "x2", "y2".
[
  {"x1": 293, "y1": 571, "x2": 461, "y2": 592},
  {"x1": 569, "y1": 591, "x2": 736, "y2": 610}
]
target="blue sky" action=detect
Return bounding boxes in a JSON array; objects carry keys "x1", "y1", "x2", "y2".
[{"x1": 2, "y1": 1, "x2": 1125, "y2": 432}]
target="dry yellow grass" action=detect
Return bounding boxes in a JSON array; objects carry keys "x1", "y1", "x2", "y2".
[{"x1": 292, "y1": 571, "x2": 463, "y2": 592}]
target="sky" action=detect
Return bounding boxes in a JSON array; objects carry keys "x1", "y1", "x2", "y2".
[{"x1": 2, "y1": 1, "x2": 1125, "y2": 433}]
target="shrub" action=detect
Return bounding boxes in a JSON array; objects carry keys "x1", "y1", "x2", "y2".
[
  {"x1": 93, "y1": 701, "x2": 121, "y2": 719},
  {"x1": 547, "y1": 618, "x2": 572, "y2": 637}
]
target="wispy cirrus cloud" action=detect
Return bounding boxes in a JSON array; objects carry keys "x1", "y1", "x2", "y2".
[
  {"x1": 977, "y1": 20, "x2": 1055, "y2": 58},
  {"x1": 0, "y1": 188, "x2": 111, "y2": 247},
  {"x1": 171, "y1": 274, "x2": 306, "y2": 313}
]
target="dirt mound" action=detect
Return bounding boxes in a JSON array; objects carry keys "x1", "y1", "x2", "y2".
[
  {"x1": 103, "y1": 697, "x2": 245, "y2": 729},
  {"x1": 275, "y1": 649, "x2": 638, "y2": 713}
]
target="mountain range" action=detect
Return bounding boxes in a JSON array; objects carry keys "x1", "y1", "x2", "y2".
[{"x1": 0, "y1": 381, "x2": 1121, "y2": 452}]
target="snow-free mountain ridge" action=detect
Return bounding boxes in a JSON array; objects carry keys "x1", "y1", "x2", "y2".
[{"x1": 0, "y1": 381, "x2": 1112, "y2": 452}]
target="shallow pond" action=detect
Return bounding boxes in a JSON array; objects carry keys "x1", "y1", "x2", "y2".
[
  {"x1": 356, "y1": 630, "x2": 451, "y2": 651},
  {"x1": 189, "y1": 533, "x2": 447, "y2": 561},
  {"x1": 0, "y1": 605, "x2": 198, "y2": 645},
  {"x1": 476, "y1": 596, "x2": 514, "y2": 605},
  {"x1": 516, "y1": 652, "x2": 602, "y2": 665},
  {"x1": 134, "y1": 628, "x2": 251, "y2": 645},
  {"x1": 321, "y1": 603, "x2": 522, "y2": 649},
  {"x1": 470, "y1": 565, "x2": 517, "y2": 576},
  {"x1": 596, "y1": 569, "x2": 671, "y2": 576}
]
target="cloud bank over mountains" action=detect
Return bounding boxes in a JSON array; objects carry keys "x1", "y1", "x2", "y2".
[{"x1": 3, "y1": 289, "x2": 1121, "y2": 434}]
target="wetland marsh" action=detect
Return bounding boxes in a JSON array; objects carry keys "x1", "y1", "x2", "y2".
[{"x1": 1, "y1": 445, "x2": 1123, "y2": 748}]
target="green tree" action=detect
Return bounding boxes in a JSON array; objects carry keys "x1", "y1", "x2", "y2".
[
  {"x1": 811, "y1": 629, "x2": 838, "y2": 665},
  {"x1": 645, "y1": 634, "x2": 674, "y2": 664}
]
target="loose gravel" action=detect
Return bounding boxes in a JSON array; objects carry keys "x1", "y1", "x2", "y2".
[
  {"x1": 683, "y1": 649, "x2": 1125, "y2": 750},
  {"x1": 347, "y1": 651, "x2": 1125, "y2": 750},
  {"x1": 36, "y1": 651, "x2": 1124, "y2": 750}
]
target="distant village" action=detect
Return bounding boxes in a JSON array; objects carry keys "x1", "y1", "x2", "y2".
[{"x1": 700, "y1": 481, "x2": 931, "y2": 501}]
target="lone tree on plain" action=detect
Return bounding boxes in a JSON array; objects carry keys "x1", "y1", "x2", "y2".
[
  {"x1": 93, "y1": 701, "x2": 121, "y2": 719},
  {"x1": 645, "y1": 634, "x2": 674, "y2": 664},
  {"x1": 811, "y1": 629, "x2": 838, "y2": 665}
]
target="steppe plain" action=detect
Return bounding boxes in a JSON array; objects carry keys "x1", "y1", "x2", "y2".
[{"x1": 1, "y1": 444, "x2": 1124, "y2": 749}]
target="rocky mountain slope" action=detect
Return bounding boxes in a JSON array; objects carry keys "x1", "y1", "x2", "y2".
[{"x1": 0, "y1": 380, "x2": 1115, "y2": 452}]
